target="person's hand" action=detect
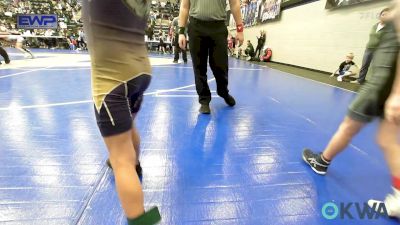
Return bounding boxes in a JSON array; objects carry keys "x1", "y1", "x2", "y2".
[
  {"x1": 179, "y1": 34, "x2": 186, "y2": 50},
  {"x1": 385, "y1": 94, "x2": 400, "y2": 124},
  {"x1": 236, "y1": 32, "x2": 244, "y2": 47}
]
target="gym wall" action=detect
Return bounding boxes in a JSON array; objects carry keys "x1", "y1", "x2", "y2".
[{"x1": 243, "y1": 0, "x2": 391, "y2": 74}]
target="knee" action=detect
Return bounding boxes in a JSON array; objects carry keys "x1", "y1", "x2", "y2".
[
  {"x1": 109, "y1": 154, "x2": 136, "y2": 169},
  {"x1": 338, "y1": 119, "x2": 362, "y2": 136},
  {"x1": 106, "y1": 135, "x2": 137, "y2": 168}
]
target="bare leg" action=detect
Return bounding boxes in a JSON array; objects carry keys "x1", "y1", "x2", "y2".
[
  {"x1": 337, "y1": 72, "x2": 356, "y2": 82},
  {"x1": 376, "y1": 120, "x2": 400, "y2": 178},
  {"x1": 104, "y1": 130, "x2": 144, "y2": 219},
  {"x1": 322, "y1": 116, "x2": 366, "y2": 160},
  {"x1": 131, "y1": 114, "x2": 141, "y2": 165},
  {"x1": 369, "y1": 120, "x2": 400, "y2": 218}
]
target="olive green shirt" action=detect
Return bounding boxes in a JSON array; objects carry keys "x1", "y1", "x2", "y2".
[
  {"x1": 366, "y1": 23, "x2": 388, "y2": 49},
  {"x1": 349, "y1": 22, "x2": 399, "y2": 122}
]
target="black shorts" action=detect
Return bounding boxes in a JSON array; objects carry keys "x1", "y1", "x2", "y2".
[{"x1": 95, "y1": 75, "x2": 151, "y2": 137}]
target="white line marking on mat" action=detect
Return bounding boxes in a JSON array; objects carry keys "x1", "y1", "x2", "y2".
[
  {"x1": 0, "y1": 79, "x2": 216, "y2": 111},
  {"x1": 0, "y1": 66, "x2": 52, "y2": 79}
]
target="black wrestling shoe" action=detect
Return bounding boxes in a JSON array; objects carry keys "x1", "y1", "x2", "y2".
[
  {"x1": 222, "y1": 94, "x2": 236, "y2": 107},
  {"x1": 302, "y1": 149, "x2": 330, "y2": 175},
  {"x1": 199, "y1": 104, "x2": 211, "y2": 114}
]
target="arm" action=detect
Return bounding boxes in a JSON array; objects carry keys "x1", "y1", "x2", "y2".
[
  {"x1": 178, "y1": 0, "x2": 189, "y2": 28},
  {"x1": 229, "y1": 0, "x2": 243, "y2": 27},
  {"x1": 229, "y1": 0, "x2": 244, "y2": 46},
  {"x1": 178, "y1": 0, "x2": 189, "y2": 49},
  {"x1": 331, "y1": 65, "x2": 341, "y2": 77},
  {"x1": 331, "y1": 62, "x2": 343, "y2": 77}
]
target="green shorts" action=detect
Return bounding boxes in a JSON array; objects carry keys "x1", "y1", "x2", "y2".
[{"x1": 348, "y1": 23, "x2": 399, "y2": 123}]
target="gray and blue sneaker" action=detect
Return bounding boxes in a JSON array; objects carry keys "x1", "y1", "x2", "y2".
[{"x1": 302, "y1": 148, "x2": 330, "y2": 175}]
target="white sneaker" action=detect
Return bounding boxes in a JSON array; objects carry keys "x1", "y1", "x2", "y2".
[
  {"x1": 350, "y1": 80, "x2": 360, "y2": 84},
  {"x1": 337, "y1": 76, "x2": 343, "y2": 82},
  {"x1": 368, "y1": 188, "x2": 400, "y2": 219}
]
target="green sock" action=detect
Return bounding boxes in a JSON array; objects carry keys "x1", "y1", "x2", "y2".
[{"x1": 127, "y1": 207, "x2": 161, "y2": 225}]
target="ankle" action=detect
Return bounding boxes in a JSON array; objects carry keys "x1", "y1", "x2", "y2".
[
  {"x1": 127, "y1": 207, "x2": 161, "y2": 225},
  {"x1": 320, "y1": 153, "x2": 331, "y2": 164}
]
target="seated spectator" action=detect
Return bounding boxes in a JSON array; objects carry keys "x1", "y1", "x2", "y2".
[
  {"x1": 0, "y1": 0, "x2": 82, "y2": 49},
  {"x1": 68, "y1": 37, "x2": 76, "y2": 50},
  {"x1": 260, "y1": 47, "x2": 272, "y2": 62},
  {"x1": 330, "y1": 53, "x2": 359, "y2": 82},
  {"x1": 72, "y1": 38, "x2": 78, "y2": 49},
  {"x1": 244, "y1": 40, "x2": 255, "y2": 61}
]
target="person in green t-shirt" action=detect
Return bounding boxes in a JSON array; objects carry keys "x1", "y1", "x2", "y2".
[{"x1": 351, "y1": 8, "x2": 391, "y2": 84}]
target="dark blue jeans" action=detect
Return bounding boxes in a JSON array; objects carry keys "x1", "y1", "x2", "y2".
[{"x1": 357, "y1": 49, "x2": 375, "y2": 83}]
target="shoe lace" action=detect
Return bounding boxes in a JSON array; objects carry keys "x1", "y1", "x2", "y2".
[
  {"x1": 308, "y1": 158, "x2": 318, "y2": 166},
  {"x1": 308, "y1": 157, "x2": 327, "y2": 168}
]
